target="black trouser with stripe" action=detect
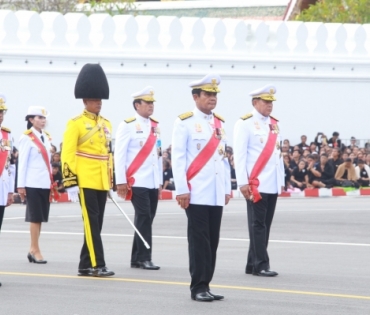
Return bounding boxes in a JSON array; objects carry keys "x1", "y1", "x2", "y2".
[
  {"x1": 79, "y1": 188, "x2": 107, "y2": 269},
  {"x1": 0, "y1": 206, "x2": 5, "y2": 231},
  {"x1": 185, "y1": 204, "x2": 223, "y2": 295},
  {"x1": 246, "y1": 193, "x2": 278, "y2": 273},
  {"x1": 130, "y1": 187, "x2": 158, "y2": 262}
]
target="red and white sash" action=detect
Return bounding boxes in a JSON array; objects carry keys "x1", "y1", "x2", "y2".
[
  {"x1": 248, "y1": 117, "x2": 278, "y2": 203},
  {"x1": 186, "y1": 116, "x2": 222, "y2": 190},
  {"x1": 125, "y1": 120, "x2": 158, "y2": 200},
  {"x1": 0, "y1": 130, "x2": 9, "y2": 176},
  {"x1": 26, "y1": 132, "x2": 59, "y2": 201}
]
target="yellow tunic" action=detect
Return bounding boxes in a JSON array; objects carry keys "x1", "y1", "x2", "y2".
[{"x1": 61, "y1": 110, "x2": 113, "y2": 191}]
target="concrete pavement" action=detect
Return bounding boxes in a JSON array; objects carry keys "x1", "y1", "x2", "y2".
[{"x1": 1, "y1": 197, "x2": 369, "y2": 315}]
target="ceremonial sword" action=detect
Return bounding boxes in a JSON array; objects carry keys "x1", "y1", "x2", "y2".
[{"x1": 108, "y1": 193, "x2": 150, "y2": 249}]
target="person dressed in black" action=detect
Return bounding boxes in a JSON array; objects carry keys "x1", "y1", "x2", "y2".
[
  {"x1": 328, "y1": 132, "x2": 342, "y2": 150},
  {"x1": 291, "y1": 160, "x2": 308, "y2": 190},
  {"x1": 310, "y1": 154, "x2": 335, "y2": 188},
  {"x1": 282, "y1": 153, "x2": 291, "y2": 190},
  {"x1": 328, "y1": 148, "x2": 343, "y2": 173},
  {"x1": 296, "y1": 135, "x2": 309, "y2": 151},
  {"x1": 163, "y1": 158, "x2": 175, "y2": 191},
  {"x1": 51, "y1": 163, "x2": 65, "y2": 193},
  {"x1": 289, "y1": 149, "x2": 301, "y2": 171},
  {"x1": 356, "y1": 160, "x2": 370, "y2": 187}
]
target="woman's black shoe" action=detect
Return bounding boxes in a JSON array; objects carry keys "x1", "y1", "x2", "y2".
[{"x1": 27, "y1": 253, "x2": 47, "y2": 264}]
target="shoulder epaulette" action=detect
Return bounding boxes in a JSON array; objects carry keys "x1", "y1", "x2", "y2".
[
  {"x1": 72, "y1": 114, "x2": 82, "y2": 121},
  {"x1": 124, "y1": 117, "x2": 136, "y2": 123},
  {"x1": 149, "y1": 116, "x2": 159, "y2": 123},
  {"x1": 44, "y1": 131, "x2": 52, "y2": 139},
  {"x1": 269, "y1": 115, "x2": 279, "y2": 122},
  {"x1": 1, "y1": 126, "x2": 11, "y2": 133},
  {"x1": 178, "y1": 112, "x2": 193, "y2": 120},
  {"x1": 241, "y1": 113, "x2": 253, "y2": 120},
  {"x1": 24, "y1": 129, "x2": 32, "y2": 135},
  {"x1": 213, "y1": 112, "x2": 225, "y2": 122}
]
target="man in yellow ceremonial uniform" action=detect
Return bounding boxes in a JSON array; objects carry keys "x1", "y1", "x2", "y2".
[{"x1": 61, "y1": 64, "x2": 114, "y2": 277}]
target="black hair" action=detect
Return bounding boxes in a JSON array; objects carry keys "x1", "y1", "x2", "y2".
[
  {"x1": 133, "y1": 99, "x2": 141, "y2": 111},
  {"x1": 320, "y1": 153, "x2": 328, "y2": 158},
  {"x1": 25, "y1": 115, "x2": 36, "y2": 129},
  {"x1": 345, "y1": 158, "x2": 352, "y2": 163},
  {"x1": 51, "y1": 163, "x2": 60, "y2": 168},
  {"x1": 358, "y1": 159, "x2": 365, "y2": 164},
  {"x1": 191, "y1": 89, "x2": 202, "y2": 96},
  {"x1": 333, "y1": 131, "x2": 339, "y2": 136}
]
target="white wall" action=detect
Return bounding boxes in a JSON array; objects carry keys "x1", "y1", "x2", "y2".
[{"x1": 0, "y1": 10, "x2": 369, "y2": 149}]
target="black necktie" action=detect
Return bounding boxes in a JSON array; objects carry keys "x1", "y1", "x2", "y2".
[{"x1": 40, "y1": 135, "x2": 44, "y2": 143}]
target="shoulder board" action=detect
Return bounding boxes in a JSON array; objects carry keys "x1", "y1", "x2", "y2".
[
  {"x1": 178, "y1": 112, "x2": 193, "y2": 120},
  {"x1": 124, "y1": 117, "x2": 136, "y2": 123},
  {"x1": 24, "y1": 129, "x2": 32, "y2": 135},
  {"x1": 213, "y1": 112, "x2": 225, "y2": 122},
  {"x1": 269, "y1": 115, "x2": 279, "y2": 122},
  {"x1": 44, "y1": 130, "x2": 51, "y2": 137},
  {"x1": 1, "y1": 126, "x2": 11, "y2": 133},
  {"x1": 72, "y1": 114, "x2": 82, "y2": 121},
  {"x1": 240, "y1": 113, "x2": 253, "y2": 120},
  {"x1": 149, "y1": 116, "x2": 159, "y2": 123}
]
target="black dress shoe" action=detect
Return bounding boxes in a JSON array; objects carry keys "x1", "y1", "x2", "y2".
[
  {"x1": 91, "y1": 267, "x2": 115, "y2": 277},
  {"x1": 27, "y1": 253, "x2": 47, "y2": 264},
  {"x1": 137, "y1": 261, "x2": 160, "y2": 270},
  {"x1": 208, "y1": 291, "x2": 224, "y2": 300},
  {"x1": 131, "y1": 262, "x2": 140, "y2": 268},
  {"x1": 245, "y1": 269, "x2": 253, "y2": 274},
  {"x1": 191, "y1": 292, "x2": 214, "y2": 302},
  {"x1": 78, "y1": 268, "x2": 93, "y2": 276},
  {"x1": 253, "y1": 270, "x2": 278, "y2": 277}
]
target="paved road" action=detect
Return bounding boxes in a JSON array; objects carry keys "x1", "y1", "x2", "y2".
[{"x1": 1, "y1": 197, "x2": 369, "y2": 315}]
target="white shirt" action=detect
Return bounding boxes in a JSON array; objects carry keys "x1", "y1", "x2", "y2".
[
  {"x1": 114, "y1": 113, "x2": 163, "y2": 189},
  {"x1": 172, "y1": 107, "x2": 231, "y2": 206},
  {"x1": 17, "y1": 127, "x2": 52, "y2": 189},
  {"x1": 0, "y1": 129, "x2": 15, "y2": 205},
  {"x1": 233, "y1": 108, "x2": 285, "y2": 194}
]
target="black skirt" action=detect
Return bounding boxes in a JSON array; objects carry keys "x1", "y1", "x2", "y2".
[{"x1": 25, "y1": 187, "x2": 51, "y2": 223}]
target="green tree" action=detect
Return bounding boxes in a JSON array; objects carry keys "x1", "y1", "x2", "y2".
[{"x1": 296, "y1": 0, "x2": 370, "y2": 24}]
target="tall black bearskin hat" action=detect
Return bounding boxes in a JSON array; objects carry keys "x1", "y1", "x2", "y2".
[{"x1": 74, "y1": 63, "x2": 109, "y2": 100}]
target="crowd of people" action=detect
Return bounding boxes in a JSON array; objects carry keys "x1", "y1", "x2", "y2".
[
  {"x1": 160, "y1": 132, "x2": 370, "y2": 193},
  {"x1": 280, "y1": 133, "x2": 370, "y2": 191}
]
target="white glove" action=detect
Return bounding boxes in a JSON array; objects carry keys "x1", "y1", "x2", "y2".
[
  {"x1": 66, "y1": 186, "x2": 80, "y2": 202},
  {"x1": 108, "y1": 189, "x2": 114, "y2": 199}
]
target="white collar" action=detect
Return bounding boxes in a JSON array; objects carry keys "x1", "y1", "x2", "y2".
[
  {"x1": 193, "y1": 107, "x2": 213, "y2": 120},
  {"x1": 135, "y1": 112, "x2": 150, "y2": 123},
  {"x1": 31, "y1": 127, "x2": 43, "y2": 137},
  {"x1": 252, "y1": 108, "x2": 269, "y2": 122}
]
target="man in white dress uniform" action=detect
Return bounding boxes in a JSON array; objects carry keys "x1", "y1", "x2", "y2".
[
  {"x1": 0, "y1": 95, "x2": 16, "y2": 287},
  {"x1": 115, "y1": 86, "x2": 162, "y2": 270},
  {"x1": 233, "y1": 85, "x2": 284, "y2": 277},
  {"x1": 172, "y1": 74, "x2": 231, "y2": 302}
]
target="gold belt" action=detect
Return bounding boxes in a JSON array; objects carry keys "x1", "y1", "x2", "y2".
[{"x1": 76, "y1": 151, "x2": 109, "y2": 161}]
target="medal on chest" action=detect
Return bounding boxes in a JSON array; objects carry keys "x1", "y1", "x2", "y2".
[
  {"x1": 269, "y1": 124, "x2": 279, "y2": 134},
  {"x1": 218, "y1": 144, "x2": 224, "y2": 156}
]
